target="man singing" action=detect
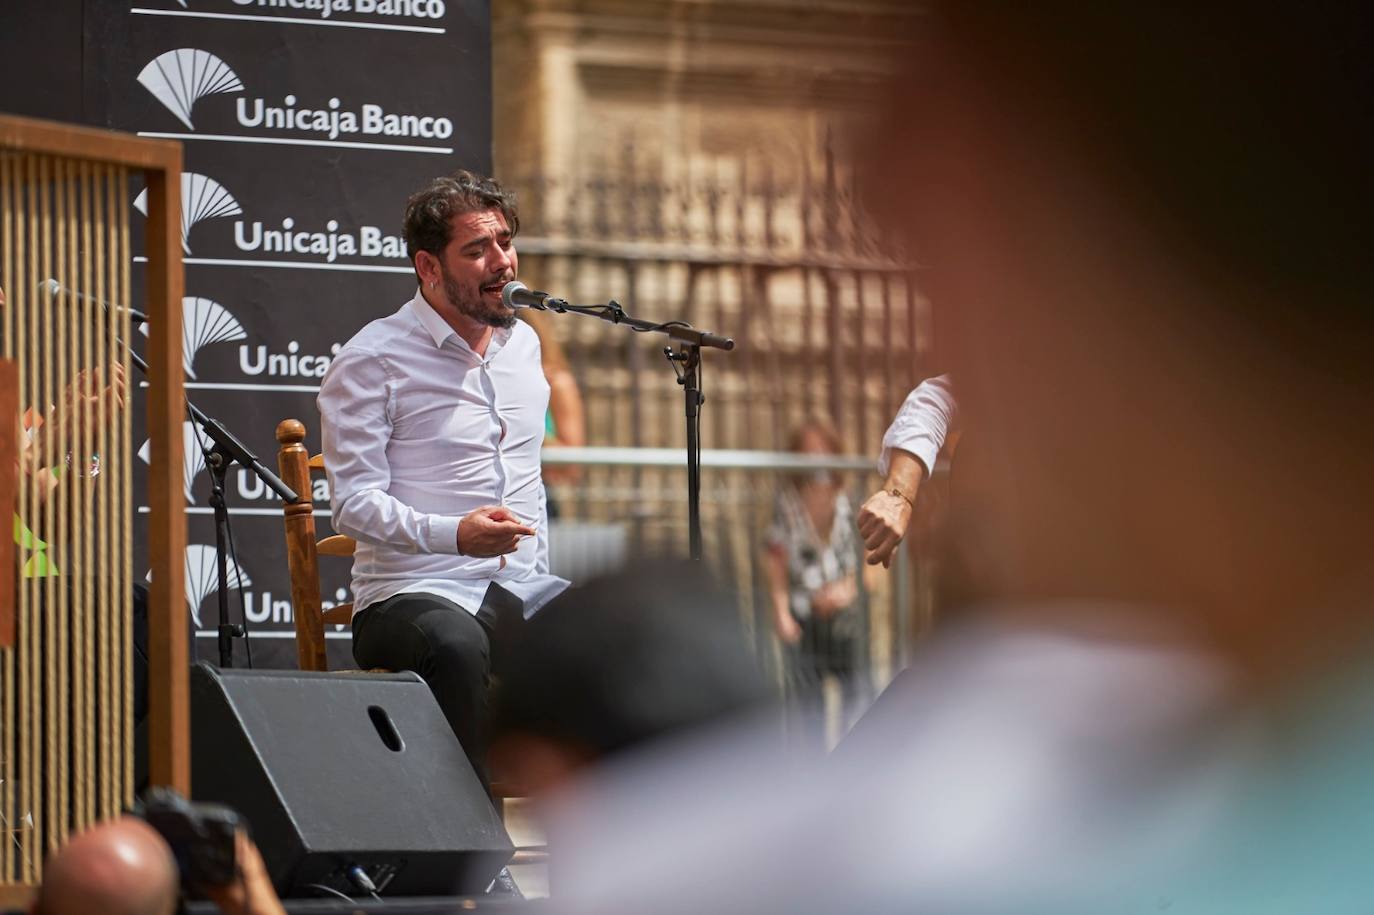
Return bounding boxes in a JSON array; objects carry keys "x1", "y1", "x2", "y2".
[{"x1": 318, "y1": 171, "x2": 568, "y2": 787}]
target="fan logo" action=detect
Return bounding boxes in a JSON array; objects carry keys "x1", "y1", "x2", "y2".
[
  {"x1": 139, "y1": 296, "x2": 247, "y2": 379},
  {"x1": 149, "y1": 544, "x2": 252, "y2": 628},
  {"x1": 139, "y1": 421, "x2": 210, "y2": 503},
  {"x1": 137, "y1": 49, "x2": 243, "y2": 129},
  {"x1": 233, "y1": 217, "x2": 408, "y2": 262},
  {"x1": 136, "y1": 49, "x2": 454, "y2": 146},
  {"x1": 132, "y1": 173, "x2": 241, "y2": 254}
]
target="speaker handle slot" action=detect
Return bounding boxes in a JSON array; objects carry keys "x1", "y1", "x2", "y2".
[{"x1": 367, "y1": 705, "x2": 405, "y2": 752}]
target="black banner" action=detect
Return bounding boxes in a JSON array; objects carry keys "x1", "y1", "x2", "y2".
[{"x1": 78, "y1": 0, "x2": 492, "y2": 668}]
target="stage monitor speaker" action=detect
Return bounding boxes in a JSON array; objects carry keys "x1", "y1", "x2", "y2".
[{"x1": 191, "y1": 662, "x2": 512, "y2": 897}]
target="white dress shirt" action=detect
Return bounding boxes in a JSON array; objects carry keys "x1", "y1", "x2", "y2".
[
  {"x1": 318, "y1": 290, "x2": 570, "y2": 617},
  {"x1": 879, "y1": 374, "x2": 957, "y2": 477}
]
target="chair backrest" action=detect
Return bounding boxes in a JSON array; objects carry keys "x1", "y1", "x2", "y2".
[{"x1": 275, "y1": 419, "x2": 355, "y2": 671}]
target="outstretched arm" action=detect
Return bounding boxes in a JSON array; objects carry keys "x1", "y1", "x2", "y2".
[{"x1": 859, "y1": 375, "x2": 957, "y2": 567}]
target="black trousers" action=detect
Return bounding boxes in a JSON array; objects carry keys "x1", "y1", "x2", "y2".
[
  {"x1": 784, "y1": 611, "x2": 863, "y2": 753},
  {"x1": 350, "y1": 583, "x2": 525, "y2": 793}
]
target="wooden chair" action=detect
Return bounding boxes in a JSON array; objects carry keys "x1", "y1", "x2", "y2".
[
  {"x1": 275, "y1": 420, "x2": 545, "y2": 862},
  {"x1": 276, "y1": 418, "x2": 355, "y2": 672}
]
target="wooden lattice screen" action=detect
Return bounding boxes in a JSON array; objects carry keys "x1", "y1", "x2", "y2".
[{"x1": 0, "y1": 115, "x2": 185, "y2": 894}]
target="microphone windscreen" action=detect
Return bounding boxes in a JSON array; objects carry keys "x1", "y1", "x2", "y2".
[{"x1": 501, "y1": 280, "x2": 530, "y2": 309}]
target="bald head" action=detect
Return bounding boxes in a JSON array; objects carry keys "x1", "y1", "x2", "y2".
[{"x1": 35, "y1": 817, "x2": 179, "y2": 915}]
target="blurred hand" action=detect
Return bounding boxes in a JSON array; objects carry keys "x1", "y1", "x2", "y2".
[
  {"x1": 773, "y1": 611, "x2": 803, "y2": 646},
  {"x1": 458, "y1": 505, "x2": 535, "y2": 557},
  {"x1": 69, "y1": 363, "x2": 128, "y2": 428},
  {"x1": 58, "y1": 363, "x2": 126, "y2": 435},
  {"x1": 811, "y1": 577, "x2": 857, "y2": 619},
  {"x1": 39, "y1": 364, "x2": 127, "y2": 464},
  {"x1": 201, "y1": 829, "x2": 286, "y2": 915},
  {"x1": 858, "y1": 488, "x2": 913, "y2": 568}
]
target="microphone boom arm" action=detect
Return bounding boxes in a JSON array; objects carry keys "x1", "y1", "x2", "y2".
[
  {"x1": 123, "y1": 347, "x2": 297, "y2": 502},
  {"x1": 514, "y1": 288, "x2": 733, "y2": 560},
  {"x1": 532, "y1": 298, "x2": 736, "y2": 352},
  {"x1": 123, "y1": 337, "x2": 296, "y2": 669}
]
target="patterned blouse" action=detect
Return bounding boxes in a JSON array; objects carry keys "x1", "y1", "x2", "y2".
[{"x1": 766, "y1": 485, "x2": 858, "y2": 622}]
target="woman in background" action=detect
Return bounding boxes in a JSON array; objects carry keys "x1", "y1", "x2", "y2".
[{"x1": 763, "y1": 418, "x2": 863, "y2": 752}]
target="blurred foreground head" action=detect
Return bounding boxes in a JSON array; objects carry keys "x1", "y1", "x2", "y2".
[
  {"x1": 490, "y1": 558, "x2": 773, "y2": 793},
  {"x1": 33, "y1": 817, "x2": 178, "y2": 915},
  {"x1": 870, "y1": 4, "x2": 1374, "y2": 677}
]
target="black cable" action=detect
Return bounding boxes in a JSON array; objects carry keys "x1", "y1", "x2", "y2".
[
  {"x1": 570, "y1": 302, "x2": 688, "y2": 335},
  {"x1": 192, "y1": 425, "x2": 256, "y2": 662},
  {"x1": 190, "y1": 424, "x2": 254, "y2": 668},
  {"x1": 698, "y1": 352, "x2": 704, "y2": 474},
  {"x1": 187, "y1": 418, "x2": 248, "y2": 668},
  {"x1": 223, "y1": 503, "x2": 253, "y2": 669},
  {"x1": 629, "y1": 317, "x2": 692, "y2": 334},
  {"x1": 696, "y1": 353, "x2": 704, "y2": 553}
]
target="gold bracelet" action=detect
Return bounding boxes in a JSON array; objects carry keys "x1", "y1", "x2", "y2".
[{"x1": 887, "y1": 487, "x2": 914, "y2": 508}]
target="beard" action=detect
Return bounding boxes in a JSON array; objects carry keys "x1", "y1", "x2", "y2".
[{"x1": 441, "y1": 263, "x2": 516, "y2": 329}]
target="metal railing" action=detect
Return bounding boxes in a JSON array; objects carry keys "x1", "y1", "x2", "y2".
[{"x1": 541, "y1": 448, "x2": 942, "y2": 748}]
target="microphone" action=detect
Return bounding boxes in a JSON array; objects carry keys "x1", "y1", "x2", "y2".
[
  {"x1": 39, "y1": 279, "x2": 149, "y2": 325},
  {"x1": 501, "y1": 280, "x2": 568, "y2": 311}
]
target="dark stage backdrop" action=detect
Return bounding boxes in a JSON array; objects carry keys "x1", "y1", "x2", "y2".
[{"x1": 4, "y1": 0, "x2": 493, "y2": 669}]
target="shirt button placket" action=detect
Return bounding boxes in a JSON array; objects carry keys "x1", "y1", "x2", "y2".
[{"x1": 483, "y1": 361, "x2": 508, "y2": 503}]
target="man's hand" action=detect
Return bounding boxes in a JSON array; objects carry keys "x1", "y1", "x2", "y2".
[
  {"x1": 458, "y1": 505, "x2": 535, "y2": 557},
  {"x1": 38, "y1": 363, "x2": 128, "y2": 464},
  {"x1": 200, "y1": 829, "x2": 287, "y2": 915},
  {"x1": 63, "y1": 363, "x2": 128, "y2": 431},
  {"x1": 858, "y1": 488, "x2": 914, "y2": 568},
  {"x1": 859, "y1": 447, "x2": 926, "y2": 568},
  {"x1": 772, "y1": 610, "x2": 803, "y2": 645}
]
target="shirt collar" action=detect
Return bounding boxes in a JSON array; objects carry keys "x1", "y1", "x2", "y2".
[
  {"x1": 406, "y1": 288, "x2": 515, "y2": 358},
  {"x1": 408, "y1": 289, "x2": 457, "y2": 348}
]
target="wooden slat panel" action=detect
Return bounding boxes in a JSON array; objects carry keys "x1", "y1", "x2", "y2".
[
  {"x1": 0, "y1": 115, "x2": 179, "y2": 171},
  {"x1": 118, "y1": 164, "x2": 135, "y2": 810},
  {"x1": 0, "y1": 361, "x2": 15, "y2": 647},
  {"x1": 0, "y1": 151, "x2": 14, "y2": 882},
  {"x1": 143, "y1": 157, "x2": 188, "y2": 794},
  {"x1": 2, "y1": 121, "x2": 188, "y2": 889}
]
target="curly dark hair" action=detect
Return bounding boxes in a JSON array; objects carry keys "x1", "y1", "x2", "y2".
[{"x1": 402, "y1": 170, "x2": 520, "y2": 265}]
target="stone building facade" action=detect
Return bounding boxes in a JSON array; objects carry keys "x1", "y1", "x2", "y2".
[{"x1": 490, "y1": 1, "x2": 936, "y2": 689}]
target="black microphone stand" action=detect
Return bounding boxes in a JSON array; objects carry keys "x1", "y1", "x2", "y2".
[
  {"x1": 124, "y1": 345, "x2": 297, "y2": 667},
  {"x1": 523, "y1": 294, "x2": 733, "y2": 560}
]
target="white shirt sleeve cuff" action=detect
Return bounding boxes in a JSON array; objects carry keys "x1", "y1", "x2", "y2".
[
  {"x1": 426, "y1": 515, "x2": 462, "y2": 554},
  {"x1": 879, "y1": 439, "x2": 939, "y2": 479}
]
